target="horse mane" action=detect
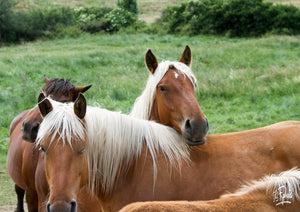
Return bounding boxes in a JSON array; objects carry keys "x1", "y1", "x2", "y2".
[
  {"x1": 222, "y1": 168, "x2": 300, "y2": 204},
  {"x1": 85, "y1": 106, "x2": 189, "y2": 195},
  {"x1": 42, "y1": 78, "x2": 75, "y2": 99},
  {"x1": 130, "y1": 61, "x2": 197, "y2": 119},
  {"x1": 36, "y1": 99, "x2": 86, "y2": 148},
  {"x1": 36, "y1": 98, "x2": 189, "y2": 195}
]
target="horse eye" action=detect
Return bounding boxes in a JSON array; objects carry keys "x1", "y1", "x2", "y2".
[
  {"x1": 39, "y1": 146, "x2": 46, "y2": 152},
  {"x1": 79, "y1": 149, "x2": 85, "y2": 154},
  {"x1": 158, "y1": 86, "x2": 166, "y2": 92}
]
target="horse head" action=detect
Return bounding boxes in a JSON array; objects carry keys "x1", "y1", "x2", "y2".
[
  {"x1": 145, "y1": 46, "x2": 209, "y2": 145},
  {"x1": 37, "y1": 92, "x2": 88, "y2": 212}
]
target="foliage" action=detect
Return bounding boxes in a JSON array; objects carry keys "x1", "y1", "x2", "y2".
[
  {"x1": 117, "y1": 0, "x2": 138, "y2": 14},
  {"x1": 104, "y1": 7, "x2": 137, "y2": 32},
  {"x1": 161, "y1": 0, "x2": 300, "y2": 37},
  {"x1": 268, "y1": 4, "x2": 300, "y2": 34},
  {"x1": 0, "y1": 6, "x2": 76, "y2": 43},
  {"x1": 74, "y1": 6, "x2": 113, "y2": 24},
  {"x1": 74, "y1": 7, "x2": 113, "y2": 33},
  {"x1": 0, "y1": 0, "x2": 17, "y2": 42}
]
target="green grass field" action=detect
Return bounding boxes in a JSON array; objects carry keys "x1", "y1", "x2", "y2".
[{"x1": 1, "y1": 0, "x2": 300, "y2": 209}]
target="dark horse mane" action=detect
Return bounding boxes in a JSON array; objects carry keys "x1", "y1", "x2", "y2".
[{"x1": 42, "y1": 78, "x2": 76, "y2": 101}]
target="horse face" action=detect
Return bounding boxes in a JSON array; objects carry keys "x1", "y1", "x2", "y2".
[
  {"x1": 155, "y1": 68, "x2": 209, "y2": 145},
  {"x1": 41, "y1": 135, "x2": 88, "y2": 212},
  {"x1": 38, "y1": 93, "x2": 88, "y2": 212},
  {"x1": 147, "y1": 46, "x2": 209, "y2": 145}
]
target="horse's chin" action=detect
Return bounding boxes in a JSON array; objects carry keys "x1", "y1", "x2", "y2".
[{"x1": 184, "y1": 137, "x2": 206, "y2": 146}]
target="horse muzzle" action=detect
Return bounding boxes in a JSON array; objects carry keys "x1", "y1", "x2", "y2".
[
  {"x1": 21, "y1": 120, "x2": 40, "y2": 142},
  {"x1": 46, "y1": 200, "x2": 77, "y2": 212},
  {"x1": 182, "y1": 117, "x2": 209, "y2": 146}
]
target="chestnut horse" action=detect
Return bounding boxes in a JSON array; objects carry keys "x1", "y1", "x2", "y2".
[
  {"x1": 120, "y1": 168, "x2": 300, "y2": 212},
  {"x1": 7, "y1": 76, "x2": 91, "y2": 212},
  {"x1": 36, "y1": 94, "x2": 300, "y2": 212},
  {"x1": 130, "y1": 45, "x2": 209, "y2": 145}
]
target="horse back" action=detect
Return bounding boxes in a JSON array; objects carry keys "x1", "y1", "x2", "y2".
[{"x1": 9, "y1": 110, "x2": 30, "y2": 135}]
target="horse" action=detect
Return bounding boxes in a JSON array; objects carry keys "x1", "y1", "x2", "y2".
[
  {"x1": 6, "y1": 76, "x2": 91, "y2": 212},
  {"x1": 120, "y1": 168, "x2": 300, "y2": 212},
  {"x1": 130, "y1": 45, "x2": 209, "y2": 145},
  {"x1": 36, "y1": 93, "x2": 300, "y2": 212}
]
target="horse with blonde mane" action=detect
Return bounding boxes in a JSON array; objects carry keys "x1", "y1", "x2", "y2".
[
  {"x1": 7, "y1": 76, "x2": 91, "y2": 212},
  {"x1": 120, "y1": 168, "x2": 300, "y2": 212},
  {"x1": 130, "y1": 45, "x2": 209, "y2": 145},
  {"x1": 37, "y1": 93, "x2": 300, "y2": 212}
]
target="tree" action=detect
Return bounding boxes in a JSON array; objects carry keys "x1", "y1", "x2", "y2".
[{"x1": 117, "y1": 0, "x2": 138, "y2": 14}]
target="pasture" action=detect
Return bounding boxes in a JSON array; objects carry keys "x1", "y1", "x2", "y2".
[{"x1": 0, "y1": 33, "x2": 299, "y2": 209}]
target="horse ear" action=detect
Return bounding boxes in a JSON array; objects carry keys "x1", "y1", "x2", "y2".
[
  {"x1": 38, "y1": 92, "x2": 46, "y2": 104},
  {"x1": 179, "y1": 45, "x2": 192, "y2": 67},
  {"x1": 44, "y1": 75, "x2": 50, "y2": 84},
  {"x1": 145, "y1": 49, "x2": 158, "y2": 74},
  {"x1": 73, "y1": 85, "x2": 92, "y2": 94},
  {"x1": 38, "y1": 93, "x2": 53, "y2": 117},
  {"x1": 74, "y1": 93, "x2": 86, "y2": 119}
]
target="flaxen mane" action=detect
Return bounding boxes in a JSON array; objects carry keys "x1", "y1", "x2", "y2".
[
  {"x1": 130, "y1": 61, "x2": 197, "y2": 119},
  {"x1": 36, "y1": 98, "x2": 189, "y2": 195},
  {"x1": 222, "y1": 168, "x2": 300, "y2": 205}
]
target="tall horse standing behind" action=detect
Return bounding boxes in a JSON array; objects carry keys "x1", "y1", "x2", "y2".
[
  {"x1": 7, "y1": 76, "x2": 91, "y2": 212},
  {"x1": 130, "y1": 45, "x2": 209, "y2": 145},
  {"x1": 36, "y1": 94, "x2": 300, "y2": 212},
  {"x1": 120, "y1": 168, "x2": 300, "y2": 212}
]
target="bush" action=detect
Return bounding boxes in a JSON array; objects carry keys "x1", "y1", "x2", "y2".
[
  {"x1": 0, "y1": 0, "x2": 16, "y2": 42},
  {"x1": 1, "y1": 6, "x2": 76, "y2": 42},
  {"x1": 104, "y1": 8, "x2": 137, "y2": 32},
  {"x1": 187, "y1": 0, "x2": 224, "y2": 35},
  {"x1": 160, "y1": 0, "x2": 300, "y2": 37},
  {"x1": 74, "y1": 7, "x2": 112, "y2": 24},
  {"x1": 268, "y1": 4, "x2": 300, "y2": 34},
  {"x1": 161, "y1": 3, "x2": 187, "y2": 34},
  {"x1": 75, "y1": 7, "x2": 112, "y2": 33},
  {"x1": 222, "y1": 0, "x2": 273, "y2": 37},
  {"x1": 118, "y1": 0, "x2": 138, "y2": 14}
]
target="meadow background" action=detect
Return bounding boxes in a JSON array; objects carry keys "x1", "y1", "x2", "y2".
[{"x1": 0, "y1": 0, "x2": 300, "y2": 210}]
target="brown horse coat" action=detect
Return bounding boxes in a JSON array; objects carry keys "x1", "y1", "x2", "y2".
[
  {"x1": 120, "y1": 168, "x2": 300, "y2": 212},
  {"x1": 36, "y1": 94, "x2": 300, "y2": 212},
  {"x1": 7, "y1": 77, "x2": 91, "y2": 211}
]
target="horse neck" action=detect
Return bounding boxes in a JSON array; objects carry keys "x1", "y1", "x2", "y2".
[
  {"x1": 149, "y1": 98, "x2": 160, "y2": 122},
  {"x1": 96, "y1": 147, "x2": 170, "y2": 211}
]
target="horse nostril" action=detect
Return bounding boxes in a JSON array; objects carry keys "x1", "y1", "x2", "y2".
[
  {"x1": 185, "y1": 119, "x2": 192, "y2": 131},
  {"x1": 206, "y1": 118, "x2": 209, "y2": 131},
  {"x1": 32, "y1": 122, "x2": 40, "y2": 136},
  {"x1": 46, "y1": 202, "x2": 51, "y2": 212},
  {"x1": 21, "y1": 120, "x2": 27, "y2": 131},
  {"x1": 70, "y1": 200, "x2": 77, "y2": 212}
]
